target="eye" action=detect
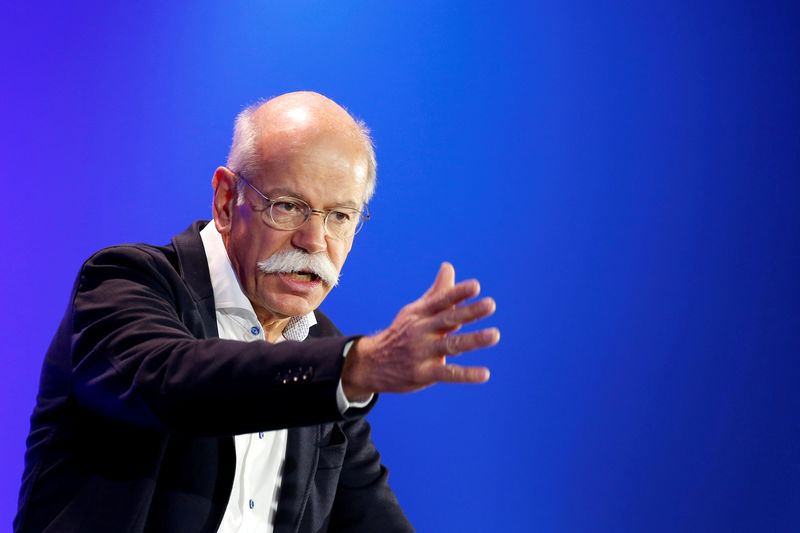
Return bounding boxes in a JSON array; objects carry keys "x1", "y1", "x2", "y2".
[
  {"x1": 329, "y1": 209, "x2": 353, "y2": 225},
  {"x1": 273, "y1": 200, "x2": 300, "y2": 214}
]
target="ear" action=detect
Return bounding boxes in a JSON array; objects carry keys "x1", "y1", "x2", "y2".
[{"x1": 212, "y1": 166, "x2": 237, "y2": 235}]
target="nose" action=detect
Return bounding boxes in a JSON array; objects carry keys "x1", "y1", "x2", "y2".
[{"x1": 291, "y1": 211, "x2": 328, "y2": 254}]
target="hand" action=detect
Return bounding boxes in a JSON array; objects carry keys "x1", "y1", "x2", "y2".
[{"x1": 342, "y1": 262, "x2": 499, "y2": 399}]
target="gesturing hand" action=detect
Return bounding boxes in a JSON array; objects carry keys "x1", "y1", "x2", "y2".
[{"x1": 342, "y1": 262, "x2": 500, "y2": 399}]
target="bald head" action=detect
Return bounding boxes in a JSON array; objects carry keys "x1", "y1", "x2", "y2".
[{"x1": 227, "y1": 92, "x2": 376, "y2": 204}]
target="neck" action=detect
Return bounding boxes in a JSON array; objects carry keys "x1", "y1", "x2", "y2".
[{"x1": 256, "y1": 312, "x2": 292, "y2": 343}]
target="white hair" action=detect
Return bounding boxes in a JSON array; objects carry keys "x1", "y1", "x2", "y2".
[
  {"x1": 226, "y1": 103, "x2": 262, "y2": 206},
  {"x1": 225, "y1": 101, "x2": 377, "y2": 206}
]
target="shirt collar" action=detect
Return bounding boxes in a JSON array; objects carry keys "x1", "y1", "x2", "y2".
[{"x1": 199, "y1": 221, "x2": 316, "y2": 336}]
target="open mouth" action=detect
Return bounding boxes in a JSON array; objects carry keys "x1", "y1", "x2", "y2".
[{"x1": 286, "y1": 270, "x2": 320, "y2": 283}]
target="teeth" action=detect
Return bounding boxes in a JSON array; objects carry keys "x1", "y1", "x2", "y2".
[{"x1": 288, "y1": 271, "x2": 315, "y2": 282}]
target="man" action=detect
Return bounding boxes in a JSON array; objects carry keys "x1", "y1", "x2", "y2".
[{"x1": 15, "y1": 92, "x2": 499, "y2": 532}]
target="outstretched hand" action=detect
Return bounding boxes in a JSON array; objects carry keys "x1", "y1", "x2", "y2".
[{"x1": 342, "y1": 262, "x2": 499, "y2": 399}]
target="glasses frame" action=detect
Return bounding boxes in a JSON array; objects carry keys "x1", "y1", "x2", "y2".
[{"x1": 233, "y1": 171, "x2": 370, "y2": 239}]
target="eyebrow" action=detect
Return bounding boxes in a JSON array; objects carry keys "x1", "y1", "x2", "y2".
[{"x1": 261, "y1": 187, "x2": 360, "y2": 209}]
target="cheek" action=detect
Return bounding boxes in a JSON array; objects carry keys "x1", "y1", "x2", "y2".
[
  {"x1": 329, "y1": 240, "x2": 353, "y2": 271},
  {"x1": 235, "y1": 222, "x2": 290, "y2": 262},
  {"x1": 228, "y1": 229, "x2": 269, "y2": 283}
]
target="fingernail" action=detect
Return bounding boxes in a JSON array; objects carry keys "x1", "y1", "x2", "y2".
[{"x1": 465, "y1": 279, "x2": 480, "y2": 295}]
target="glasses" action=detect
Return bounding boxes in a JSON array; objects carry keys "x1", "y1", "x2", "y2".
[{"x1": 235, "y1": 172, "x2": 370, "y2": 239}]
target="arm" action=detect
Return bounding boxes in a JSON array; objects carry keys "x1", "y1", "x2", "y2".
[{"x1": 68, "y1": 244, "x2": 358, "y2": 436}]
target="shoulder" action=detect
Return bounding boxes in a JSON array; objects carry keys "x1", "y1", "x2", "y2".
[
  {"x1": 77, "y1": 241, "x2": 179, "y2": 292},
  {"x1": 83, "y1": 241, "x2": 177, "y2": 270},
  {"x1": 79, "y1": 220, "x2": 207, "y2": 275},
  {"x1": 70, "y1": 223, "x2": 210, "y2": 310},
  {"x1": 76, "y1": 221, "x2": 208, "y2": 291}
]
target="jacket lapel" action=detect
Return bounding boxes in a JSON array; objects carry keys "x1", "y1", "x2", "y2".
[{"x1": 171, "y1": 220, "x2": 218, "y2": 337}]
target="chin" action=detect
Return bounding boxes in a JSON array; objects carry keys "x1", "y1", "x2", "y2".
[
  {"x1": 266, "y1": 296, "x2": 321, "y2": 318},
  {"x1": 257, "y1": 276, "x2": 327, "y2": 318}
]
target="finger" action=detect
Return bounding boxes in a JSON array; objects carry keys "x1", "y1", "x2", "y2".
[
  {"x1": 428, "y1": 297, "x2": 496, "y2": 333},
  {"x1": 425, "y1": 262, "x2": 456, "y2": 296},
  {"x1": 422, "y1": 279, "x2": 481, "y2": 314},
  {"x1": 435, "y1": 327, "x2": 500, "y2": 356},
  {"x1": 427, "y1": 363, "x2": 491, "y2": 384}
]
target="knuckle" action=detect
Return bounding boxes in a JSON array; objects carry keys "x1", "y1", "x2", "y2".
[
  {"x1": 463, "y1": 305, "x2": 481, "y2": 323},
  {"x1": 449, "y1": 365, "x2": 459, "y2": 381},
  {"x1": 442, "y1": 335, "x2": 461, "y2": 355},
  {"x1": 441, "y1": 310, "x2": 460, "y2": 329},
  {"x1": 399, "y1": 302, "x2": 418, "y2": 317}
]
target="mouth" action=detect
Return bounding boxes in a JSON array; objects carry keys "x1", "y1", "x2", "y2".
[{"x1": 284, "y1": 270, "x2": 320, "y2": 283}]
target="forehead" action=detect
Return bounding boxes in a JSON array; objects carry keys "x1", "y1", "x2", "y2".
[{"x1": 253, "y1": 128, "x2": 369, "y2": 206}]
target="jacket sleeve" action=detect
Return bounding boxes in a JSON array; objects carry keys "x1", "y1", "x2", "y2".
[{"x1": 67, "y1": 244, "x2": 364, "y2": 436}]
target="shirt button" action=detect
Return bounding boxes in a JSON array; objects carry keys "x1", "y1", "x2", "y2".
[
  {"x1": 250, "y1": 326, "x2": 260, "y2": 336},
  {"x1": 249, "y1": 499, "x2": 255, "y2": 509}
]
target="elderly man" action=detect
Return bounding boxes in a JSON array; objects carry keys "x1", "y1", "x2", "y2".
[{"x1": 15, "y1": 92, "x2": 499, "y2": 533}]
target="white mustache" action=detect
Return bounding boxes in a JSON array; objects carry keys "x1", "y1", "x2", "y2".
[{"x1": 256, "y1": 249, "x2": 339, "y2": 287}]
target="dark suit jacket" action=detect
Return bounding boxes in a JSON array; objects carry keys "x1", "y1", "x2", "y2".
[{"x1": 15, "y1": 221, "x2": 413, "y2": 533}]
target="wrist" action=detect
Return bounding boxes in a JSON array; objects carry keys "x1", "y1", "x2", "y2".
[{"x1": 342, "y1": 336, "x2": 375, "y2": 401}]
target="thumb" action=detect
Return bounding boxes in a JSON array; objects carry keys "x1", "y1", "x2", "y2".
[{"x1": 425, "y1": 262, "x2": 456, "y2": 296}]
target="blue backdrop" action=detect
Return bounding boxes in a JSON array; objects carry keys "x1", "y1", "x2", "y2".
[{"x1": 2, "y1": 2, "x2": 799, "y2": 531}]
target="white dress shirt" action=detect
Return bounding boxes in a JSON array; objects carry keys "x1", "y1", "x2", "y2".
[{"x1": 199, "y1": 221, "x2": 368, "y2": 533}]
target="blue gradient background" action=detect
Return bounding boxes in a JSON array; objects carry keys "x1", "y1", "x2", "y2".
[{"x1": 2, "y1": 2, "x2": 799, "y2": 531}]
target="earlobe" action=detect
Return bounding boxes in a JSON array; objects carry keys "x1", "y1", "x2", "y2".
[{"x1": 212, "y1": 166, "x2": 235, "y2": 234}]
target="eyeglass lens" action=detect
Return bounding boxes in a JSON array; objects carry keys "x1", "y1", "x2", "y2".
[{"x1": 267, "y1": 198, "x2": 363, "y2": 238}]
